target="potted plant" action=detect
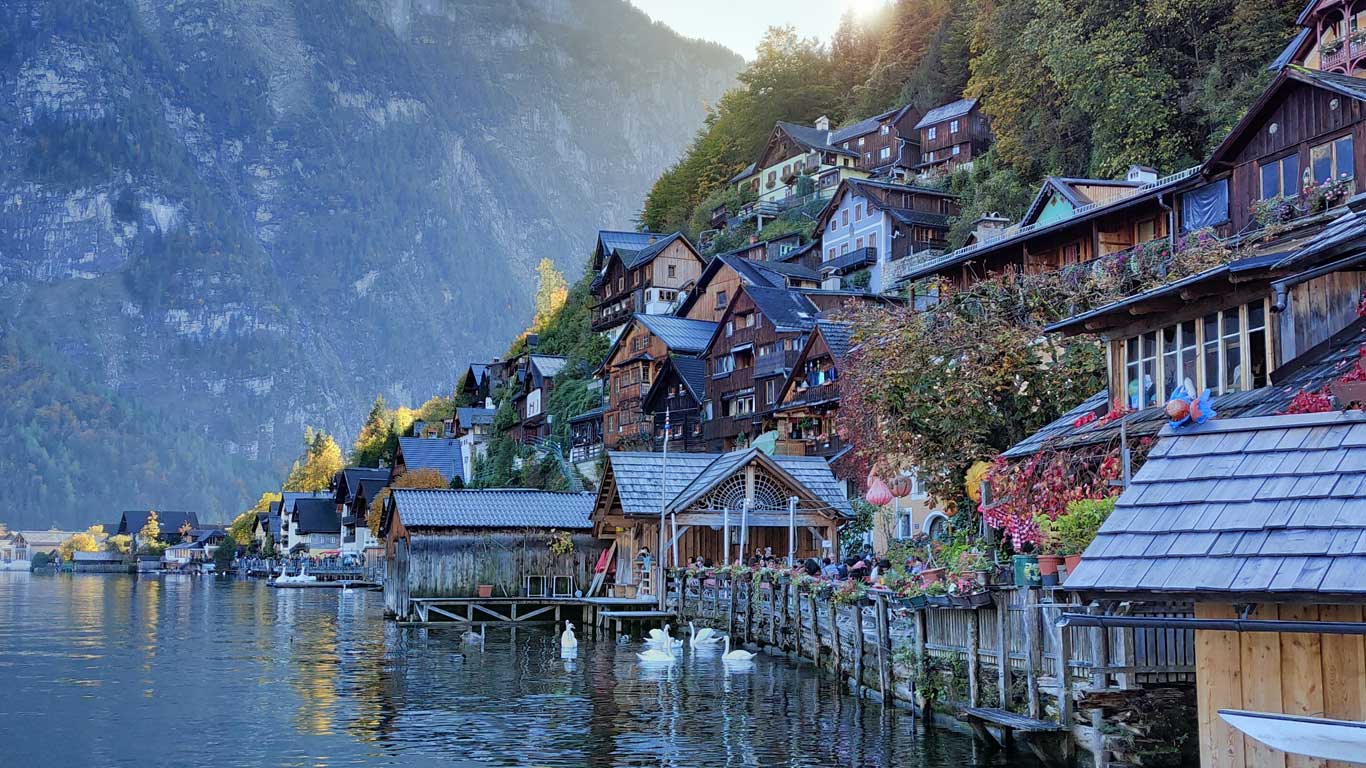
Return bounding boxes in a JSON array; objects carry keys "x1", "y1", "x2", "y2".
[
  {"x1": 899, "y1": 582, "x2": 928, "y2": 610},
  {"x1": 924, "y1": 580, "x2": 952, "y2": 607},
  {"x1": 1033, "y1": 514, "x2": 1065, "y2": 587},
  {"x1": 477, "y1": 584, "x2": 494, "y2": 598},
  {"x1": 833, "y1": 580, "x2": 869, "y2": 607},
  {"x1": 948, "y1": 575, "x2": 993, "y2": 609},
  {"x1": 1056, "y1": 497, "x2": 1116, "y2": 576}
]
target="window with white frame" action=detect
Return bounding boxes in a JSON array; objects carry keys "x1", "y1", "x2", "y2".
[
  {"x1": 880, "y1": 146, "x2": 891, "y2": 160},
  {"x1": 950, "y1": 119, "x2": 959, "y2": 134},
  {"x1": 1117, "y1": 300, "x2": 1271, "y2": 408},
  {"x1": 927, "y1": 127, "x2": 937, "y2": 140},
  {"x1": 880, "y1": 125, "x2": 890, "y2": 136}
]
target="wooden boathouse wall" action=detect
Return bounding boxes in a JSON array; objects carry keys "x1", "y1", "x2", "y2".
[
  {"x1": 1193, "y1": 602, "x2": 1366, "y2": 768},
  {"x1": 387, "y1": 530, "x2": 600, "y2": 620}
]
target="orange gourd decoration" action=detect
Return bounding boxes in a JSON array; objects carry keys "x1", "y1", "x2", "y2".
[{"x1": 888, "y1": 475, "x2": 912, "y2": 498}]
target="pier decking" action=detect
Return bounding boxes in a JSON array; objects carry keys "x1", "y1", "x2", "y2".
[{"x1": 399, "y1": 594, "x2": 664, "y2": 631}]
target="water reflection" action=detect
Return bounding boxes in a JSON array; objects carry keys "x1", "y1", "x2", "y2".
[{"x1": 0, "y1": 574, "x2": 1044, "y2": 767}]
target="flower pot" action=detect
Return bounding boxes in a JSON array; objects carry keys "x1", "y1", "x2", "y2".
[
  {"x1": 971, "y1": 569, "x2": 990, "y2": 587},
  {"x1": 1038, "y1": 555, "x2": 1063, "y2": 587},
  {"x1": 908, "y1": 594, "x2": 929, "y2": 610},
  {"x1": 1012, "y1": 555, "x2": 1041, "y2": 588},
  {"x1": 959, "y1": 590, "x2": 993, "y2": 609},
  {"x1": 477, "y1": 584, "x2": 493, "y2": 598},
  {"x1": 927, "y1": 594, "x2": 952, "y2": 608},
  {"x1": 1064, "y1": 554, "x2": 1083, "y2": 577},
  {"x1": 920, "y1": 567, "x2": 946, "y2": 584}
]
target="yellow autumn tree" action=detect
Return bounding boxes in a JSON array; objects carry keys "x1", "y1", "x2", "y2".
[
  {"x1": 283, "y1": 427, "x2": 344, "y2": 492},
  {"x1": 138, "y1": 511, "x2": 165, "y2": 554},
  {"x1": 533, "y1": 258, "x2": 568, "y2": 330},
  {"x1": 58, "y1": 525, "x2": 104, "y2": 561},
  {"x1": 366, "y1": 468, "x2": 448, "y2": 536}
]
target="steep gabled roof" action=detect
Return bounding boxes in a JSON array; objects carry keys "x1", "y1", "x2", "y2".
[
  {"x1": 774, "y1": 121, "x2": 857, "y2": 157},
  {"x1": 641, "y1": 353, "x2": 708, "y2": 411},
  {"x1": 1020, "y1": 176, "x2": 1142, "y2": 226},
  {"x1": 456, "y1": 407, "x2": 495, "y2": 429},
  {"x1": 337, "y1": 467, "x2": 389, "y2": 502},
  {"x1": 829, "y1": 103, "x2": 917, "y2": 145},
  {"x1": 813, "y1": 177, "x2": 955, "y2": 234},
  {"x1": 281, "y1": 492, "x2": 330, "y2": 517},
  {"x1": 1207, "y1": 66, "x2": 1366, "y2": 171},
  {"x1": 1066, "y1": 411, "x2": 1366, "y2": 598},
  {"x1": 596, "y1": 230, "x2": 667, "y2": 261},
  {"x1": 395, "y1": 437, "x2": 464, "y2": 484},
  {"x1": 386, "y1": 489, "x2": 594, "y2": 533},
  {"x1": 914, "y1": 97, "x2": 978, "y2": 129},
  {"x1": 292, "y1": 499, "x2": 340, "y2": 535},
  {"x1": 673, "y1": 253, "x2": 814, "y2": 318},
  {"x1": 529, "y1": 354, "x2": 568, "y2": 380},
  {"x1": 120, "y1": 510, "x2": 200, "y2": 538},
  {"x1": 742, "y1": 285, "x2": 821, "y2": 333},
  {"x1": 600, "y1": 450, "x2": 851, "y2": 518},
  {"x1": 775, "y1": 320, "x2": 853, "y2": 409}
]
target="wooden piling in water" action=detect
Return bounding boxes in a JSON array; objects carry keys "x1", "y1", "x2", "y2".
[
  {"x1": 967, "y1": 609, "x2": 980, "y2": 707},
  {"x1": 853, "y1": 602, "x2": 865, "y2": 693}
]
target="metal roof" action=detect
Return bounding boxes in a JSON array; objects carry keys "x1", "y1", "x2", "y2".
[
  {"x1": 602, "y1": 449, "x2": 851, "y2": 518},
  {"x1": 292, "y1": 499, "x2": 340, "y2": 534},
  {"x1": 119, "y1": 510, "x2": 200, "y2": 537},
  {"x1": 598, "y1": 230, "x2": 667, "y2": 258},
  {"x1": 774, "y1": 121, "x2": 857, "y2": 157},
  {"x1": 742, "y1": 285, "x2": 820, "y2": 333},
  {"x1": 828, "y1": 104, "x2": 913, "y2": 145},
  {"x1": 634, "y1": 314, "x2": 719, "y2": 355},
  {"x1": 456, "y1": 407, "x2": 495, "y2": 428},
  {"x1": 914, "y1": 97, "x2": 978, "y2": 129},
  {"x1": 396, "y1": 437, "x2": 464, "y2": 483},
  {"x1": 390, "y1": 489, "x2": 594, "y2": 530},
  {"x1": 529, "y1": 355, "x2": 568, "y2": 379},
  {"x1": 1066, "y1": 411, "x2": 1366, "y2": 597}
]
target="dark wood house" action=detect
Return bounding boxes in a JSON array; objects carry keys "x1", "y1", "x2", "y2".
[
  {"x1": 511, "y1": 354, "x2": 568, "y2": 444},
  {"x1": 599, "y1": 313, "x2": 716, "y2": 450},
  {"x1": 828, "y1": 103, "x2": 923, "y2": 178},
  {"x1": 568, "y1": 407, "x2": 605, "y2": 464},
  {"x1": 675, "y1": 250, "x2": 822, "y2": 324},
  {"x1": 773, "y1": 320, "x2": 852, "y2": 459},
  {"x1": 381, "y1": 489, "x2": 597, "y2": 620},
  {"x1": 913, "y1": 97, "x2": 990, "y2": 177},
  {"x1": 590, "y1": 231, "x2": 704, "y2": 337},
  {"x1": 640, "y1": 353, "x2": 709, "y2": 453}
]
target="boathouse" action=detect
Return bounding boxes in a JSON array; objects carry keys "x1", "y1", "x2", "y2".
[
  {"x1": 592, "y1": 448, "x2": 851, "y2": 591},
  {"x1": 380, "y1": 488, "x2": 597, "y2": 621},
  {"x1": 1065, "y1": 411, "x2": 1366, "y2": 768}
]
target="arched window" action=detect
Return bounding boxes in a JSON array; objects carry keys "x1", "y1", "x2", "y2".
[{"x1": 700, "y1": 470, "x2": 790, "y2": 513}]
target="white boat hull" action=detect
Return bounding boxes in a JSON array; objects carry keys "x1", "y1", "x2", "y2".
[{"x1": 1220, "y1": 709, "x2": 1366, "y2": 764}]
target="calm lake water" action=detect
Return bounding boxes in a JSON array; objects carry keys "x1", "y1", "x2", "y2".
[{"x1": 0, "y1": 573, "x2": 1047, "y2": 767}]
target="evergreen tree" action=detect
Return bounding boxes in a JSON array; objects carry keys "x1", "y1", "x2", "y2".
[
  {"x1": 351, "y1": 395, "x2": 393, "y2": 467},
  {"x1": 283, "y1": 427, "x2": 344, "y2": 492}
]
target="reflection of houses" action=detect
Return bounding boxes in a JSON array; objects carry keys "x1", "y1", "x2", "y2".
[
  {"x1": 1065, "y1": 411, "x2": 1366, "y2": 768},
  {"x1": 590, "y1": 231, "x2": 705, "y2": 337},
  {"x1": 392, "y1": 437, "x2": 464, "y2": 485},
  {"x1": 380, "y1": 489, "x2": 597, "y2": 620},
  {"x1": 814, "y1": 178, "x2": 958, "y2": 293},
  {"x1": 592, "y1": 450, "x2": 851, "y2": 590},
  {"x1": 332, "y1": 467, "x2": 389, "y2": 556},
  {"x1": 600, "y1": 313, "x2": 716, "y2": 450}
]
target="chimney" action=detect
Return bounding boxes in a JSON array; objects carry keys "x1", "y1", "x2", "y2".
[
  {"x1": 814, "y1": 115, "x2": 831, "y2": 135},
  {"x1": 971, "y1": 212, "x2": 1011, "y2": 244},
  {"x1": 1126, "y1": 164, "x2": 1159, "y2": 185},
  {"x1": 526, "y1": 333, "x2": 539, "y2": 350}
]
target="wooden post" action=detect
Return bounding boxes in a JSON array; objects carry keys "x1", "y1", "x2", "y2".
[
  {"x1": 1056, "y1": 606, "x2": 1074, "y2": 728},
  {"x1": 743, "y1": 581, "x2": 753, "y2": 644},
  {"x1": 967, "y1": 608, "x2": 981, "y2": 707},
  {"x1": 1114, "y1": 620, "x2": 1135, "y2": 691},
  {"x1": 808, "y1": 593, "x2": 821, "y2": 664},
  {"x1": 727, "y1": 576, "x2": 737, "y2": 637},
  {"x1": 792, "y1": 585, "x2": 803, "y2": 660},
  {"x1": 995, "y1": 592, "x2": 1010, "y2": 709},
  {"x1": 1089, "y1": 602, "x2": 1108, "y2": 690},
  {"x1": 1025, "y1": 588, "x2": 1042, "y2": 720},
  {"x1": 913, "y1": 607, "x2": 928, "y2": 707},
  {"x1": 875, "y1": 593, "x2": 891, "y2": 704},
  {"x1": 679, "y1": 571, "x2": 688, "y2": 619},
  {"x1": 853, "y1": 602, "x2": 865, "y2": 693},
  {"x1": 830, "y1": 599, "x2": 842, "y2": 671},
  {"x1": 769, "y1": 583, "x2": 778, "y2": 648}
]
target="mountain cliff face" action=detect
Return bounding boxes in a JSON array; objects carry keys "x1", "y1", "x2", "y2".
[{"x1": 0, "y1": 0, "x2": 740, "y2": 527}]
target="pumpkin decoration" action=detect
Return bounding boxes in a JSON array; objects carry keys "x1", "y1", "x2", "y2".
[
  {"x1": 865, "y1": 475, "x2": 893, "y2": 506},
  {"x1": 889, "y1": 474, "x2": 912, "y2": 498},
  {"x1": 965, "y1": 460, "x2": 991, "y2": 504}
]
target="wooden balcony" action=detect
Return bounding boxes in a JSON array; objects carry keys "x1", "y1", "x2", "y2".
[
  {"x1": 702, "y1": 414, "x2": 758, "y2": 444},
  {"x1": 755, "y1": 349, "x2": 800, "y2": 378},
  {"x1": 1322, "y1": 40, "x2": 1349, "y2": 70},
  {"x1": 775, "y1": 434, "x2": 847, "y2": 458},
  {"x1": 591, "y1": 301, "x2": 635, "y2": 332},
  {"x1": 784, "y1": 381, "x2": 840, "y2": 408}
]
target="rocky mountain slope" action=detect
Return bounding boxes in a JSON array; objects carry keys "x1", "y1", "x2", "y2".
[{"x1": 0, "y1": 0, "x2": 740, "y2": 527}]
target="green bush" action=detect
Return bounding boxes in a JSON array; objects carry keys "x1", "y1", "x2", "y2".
[{"x1": 1055, "y1": 497, "x2": 1115, "y2": 556}]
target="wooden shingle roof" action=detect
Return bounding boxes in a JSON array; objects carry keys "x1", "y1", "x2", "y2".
[
  {"x1": 1066, "y1": 411, "x2": 1366, "y2": 598},
  {"x1": 386, "y1": 489, "x2": 594, "y2": 532}
]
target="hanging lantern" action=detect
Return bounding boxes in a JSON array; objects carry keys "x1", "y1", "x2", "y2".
[
  {"x1": 865, "y1": 475, "x2": 893, "y2": 506},
  {"x1": 889, "y1": 475, "x2": 912, "y2": 498}
]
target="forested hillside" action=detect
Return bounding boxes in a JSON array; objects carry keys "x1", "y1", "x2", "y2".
[{"x1": 643, "y1": 0, "x2": 1301, "y2": 244}]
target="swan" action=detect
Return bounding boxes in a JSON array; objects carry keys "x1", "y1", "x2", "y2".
[
  {"x1": 645, "y1": 625, "x2": 671, "y2": 643},
  {"x1": 636, "y1": 643, "x2": 677, "y2": 663},
  {"x1": 462, "y1": 625, "x2": 485, "y2": 645},
  {"x1": 689, "y1": 622, "x2": 723, "y2": 648},
  {"x1": 560, "y1": 620, "x2": 578, "y2": 651},
  {"x1": 721, "y1": 636, "x2": 756, "y2": 662}
]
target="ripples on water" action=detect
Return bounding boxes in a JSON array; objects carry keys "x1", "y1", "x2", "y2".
[{"x1": 0, "y1": 573, "x2": 1046, "y2": 767}]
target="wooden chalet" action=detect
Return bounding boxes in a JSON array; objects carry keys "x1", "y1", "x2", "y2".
[
  {"x1": 380, "y1": 489, "x2": 597, "y2": 620},
  {"x1": 589, "y1": 231, "x2": 704, "y2": 336},
  {"x1": 1065, "y1": 411, "x2": 1366, "y2": 768},
  {"x1": 332, "y1": 466, "x2": 389, "y2": 556},
  {"x1": 591, "y1": 449, "x2": 852, "y2": 590},
  {"x1": 675, "y1": 249, "x2": 822, "y2": 324},
  {"x1": 599, "y1": 313, "x2": 716, "y2": 450},
  {"x1": 568, "y1": 406, "x2": 605, "y2": 464},
  {"x1": 456, "y1": 363, "x2": 491, "y2": 407},
  {"x1": 640, "y1": 354, "x2": 708, "y2": 453},
  {"x1": 510, "y1": 354, "x2": 568, "y2": 444},
  {"x1": 773, "y1": 319, "x2": 852, "y2": 460},
  {"x1": 829, "y1": 103, "x2": 923, "y2": 178},
  {"x1": 738, "y1": 117, "x2": 866, "y2": 206},
  {"x1": 913, "y1": 97, "x2": 990, "y2": 177},
  {"x1": 814, "y1": 178, "x2": 959, "y2": 293},
  {"x1": 1273, "y1": 0, "x2": 1366, "y2": 76}
]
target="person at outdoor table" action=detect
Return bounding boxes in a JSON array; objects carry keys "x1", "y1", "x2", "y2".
[
  {"x1": 908, "y1": 555, "x2": 925, "y2": 575},
  {"x1": 868, "y1": 559, "x2": 882, "y2": 583},
  {"x1": 803, "y1": 558, "x2": 821, "y2": 577},
  {"x1": 838, "y1": 557, "x2": 853, "y2": 580},
  {"x1": 850, "y1": 560, "x2": 868, "y2": 582},
  {"x1": 821, "y1": 557, "x2": 840, "y2": 580}
]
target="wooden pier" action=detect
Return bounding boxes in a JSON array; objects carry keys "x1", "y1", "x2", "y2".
[{"x1": 399, "y1": 594, "x2": 667, "y2": 633}]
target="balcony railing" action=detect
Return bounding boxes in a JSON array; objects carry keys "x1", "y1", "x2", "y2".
[
  {"x1": 785, "y1": 381, "x2": 840, "y2": 407},
  {"x1": 755, "y1": 349, "x2": 800, "y2": 377},
  {"x1": 775, "y1": 434, "x2": 847, "y2": 458},
  {"x1": 702, "y1": 414, "x2": 759, "y2": 444},
  {"x1": 570, "y1": 442, "x2": 603, "y2": 463},
  {"x1": 591, "y1": 302, "x2": 634, "y2": 331},
  {"x1": 1322, "y1": 38, "x2": 1349, "y2": 70},
  {"x1": 821, "y1": 246, "x2": 877, "y2": 276}
]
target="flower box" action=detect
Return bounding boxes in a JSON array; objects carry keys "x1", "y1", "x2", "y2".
[
  {"x1": 926, "y1": 594, "x2": 952, "y2": 608},
  {"x1": 951, "y1": 591, "x2": 994, "y2": 609},
  {"x1": 908, "y1": 594, "x2": 929, "y2": 610}
]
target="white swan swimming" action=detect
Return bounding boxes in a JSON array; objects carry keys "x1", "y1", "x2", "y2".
[
  {"x1": 462, "y1": 625, "x2": 486, "y2": 645},
  {"x1": 636, "y1": 642, "x2": 677, "y2": 663},
  {"x1": 644, "y1": 625, "x2": 671, "y2": 643},
  {"x1": 644, "y1": 624, "x2": 682, "y2": 649},
  {"x1": 560, "y1": 620, "x2": 578, "y2": 651},
  {"x1": 689, "y1": 622, "x2": 723, "y2": 648},
  {"x1": 721, "y1": 636, "x2": 756, "y2": 661}
]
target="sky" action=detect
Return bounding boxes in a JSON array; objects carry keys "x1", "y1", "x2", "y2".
[{"x1": 628, "y1": 0, "x2": 887, "y2": 59}]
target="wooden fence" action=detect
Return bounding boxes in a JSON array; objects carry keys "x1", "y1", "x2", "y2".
[{"x1": 673, "y1": 573, "x2": 1194, "y2": 728}]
